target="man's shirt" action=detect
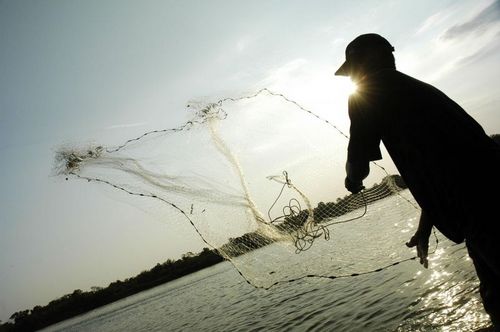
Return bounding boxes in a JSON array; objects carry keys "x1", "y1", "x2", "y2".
[{"x1": 347, "y1": 69, "x2": 500, "y2": 243}]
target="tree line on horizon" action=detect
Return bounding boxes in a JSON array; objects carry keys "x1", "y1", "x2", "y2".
[{"x1": 0, "y1": 248, "x2": 223, "y2": 332}]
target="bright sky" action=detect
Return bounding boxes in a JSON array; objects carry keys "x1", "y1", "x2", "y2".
[{"x1": 1, "y1": 0, "x2": 499, "y2": 322}]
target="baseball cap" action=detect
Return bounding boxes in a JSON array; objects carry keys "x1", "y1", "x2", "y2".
[{"x1": 335, "y1": 33, "x2": 395, "y2": 76}]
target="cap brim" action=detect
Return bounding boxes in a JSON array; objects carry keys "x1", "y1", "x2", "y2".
[{"x1": 335, "y1": 61, "x2": 349, "y2": 76}]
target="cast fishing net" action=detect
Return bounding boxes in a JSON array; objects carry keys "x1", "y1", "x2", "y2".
[{"x1": 54, "y1": 88, "x2": 432, "y2": 289}]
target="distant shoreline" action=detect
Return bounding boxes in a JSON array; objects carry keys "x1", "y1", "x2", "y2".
[{"x1": 0, "y1": 248, "x2": 224, "y2": 332}]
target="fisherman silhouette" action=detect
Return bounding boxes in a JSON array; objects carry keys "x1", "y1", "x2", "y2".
[{"x1": 336, "y1": 33, "x2": 500, "y2": 330}]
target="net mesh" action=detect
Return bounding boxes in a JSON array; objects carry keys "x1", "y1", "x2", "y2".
[{"x1": 54, "y1": 89, "x2": 427, "y2": 289}]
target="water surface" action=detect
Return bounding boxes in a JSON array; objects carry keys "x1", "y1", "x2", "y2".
[{"x1": 41, "y1": 195, "x2": 491, "y2": 332}]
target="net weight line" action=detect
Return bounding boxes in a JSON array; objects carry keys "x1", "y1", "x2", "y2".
[
  {"x1": 58, "y1": 88, "x2": 444, "y2": 289},
  {"x1": 65, "y1": 172, "x2": 267, "y2": 290},
  {"x1": 67, "y1": 170, "x2": 443, "y2": 291}
]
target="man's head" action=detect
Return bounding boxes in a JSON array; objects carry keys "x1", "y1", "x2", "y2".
[{"x1": 335, "y1": 33, "x2": 395, "y2": 81}]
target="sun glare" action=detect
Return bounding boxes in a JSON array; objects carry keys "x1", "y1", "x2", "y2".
[
  {"x1": 343, "y1": 79, "x2": 358, "y2": 95},
  {"x1": 262, "y1": 65, "x2": 357, "y2": 135}
]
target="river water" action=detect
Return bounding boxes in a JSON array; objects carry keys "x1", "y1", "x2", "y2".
[{"x1": 41, "y1": 195, "x2": 492, "y2": 332}]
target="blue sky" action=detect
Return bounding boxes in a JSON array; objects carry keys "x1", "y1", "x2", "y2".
[{"x1": 1, "y1": 0, "x2": 499, "y2": 322}]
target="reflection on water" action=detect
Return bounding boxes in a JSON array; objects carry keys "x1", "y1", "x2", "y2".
[
  {"x1": 41, "y1": 240, "x2": 491, "y2": 332},
  {"x1": 396, "y1": 245, "x2": 489, "y2": 332},
  {"x1": 42, "y1": 197, "x2": 492, "y2": 332}
]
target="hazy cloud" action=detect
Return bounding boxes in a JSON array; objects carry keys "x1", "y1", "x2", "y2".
[
  {"x1": 456, "y1": 31, "x2": 500, "y2": 66},
  {"x1": 442, "y1": 0, "x2": 500, "y2": 40},
  {"x1": 415, "y1": 11, "x2": 451, "y2": 35},
  {"x1": 105, "y1": 122, "x2": 147, "y2": 130}
]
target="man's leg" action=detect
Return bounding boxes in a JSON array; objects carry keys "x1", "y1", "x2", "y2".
[{"x1": 467, "y1": 243, "x2": 500, "y2": 329}]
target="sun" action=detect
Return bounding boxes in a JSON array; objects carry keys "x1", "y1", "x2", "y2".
[
  {"x1": 340, "y1": 78, "x2": 358, "y2": 95},
  {"x1": 260, "y1": 65, "x2": 358, "y2": 133}
]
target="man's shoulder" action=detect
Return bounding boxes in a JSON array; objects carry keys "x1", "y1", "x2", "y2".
[
  {"x1": 372, "y1": 69, "x2": 428, "y2": 86},
  {"x1": 369, "y1": 69, "x2": 447, "y2": 100}
]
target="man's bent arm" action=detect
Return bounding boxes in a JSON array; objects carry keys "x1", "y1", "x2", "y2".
[
  {"x1": 346, "y1": 160, "x2": 370, "y2": 182},
  {"x1": 345, "y1": 160, "x2": 370, "y2": 193}
]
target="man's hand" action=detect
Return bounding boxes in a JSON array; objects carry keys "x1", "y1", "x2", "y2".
[
  {"x1": 406, "y1": 231, "x2": 429, "y2": 268},
  {"x1": 345, "y1": 161, "x2": 369, "y2": 194},
  {"x1": 345, "y1": 177, "x2": 365, "y2": 194}
]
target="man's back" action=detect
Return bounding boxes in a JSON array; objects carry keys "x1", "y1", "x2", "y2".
[{"x1": 349, "y1": 69, "x2": 500, "y2": 241}]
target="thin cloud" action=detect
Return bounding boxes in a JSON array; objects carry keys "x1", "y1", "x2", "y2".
[
  {"x1": 442, "y1": 0, "x2": 500, "y2": 40},
  {"x1": 415, "y1": 11, "x2": 451, "y2": 35},
  {"x1": 457, "y1": 31, "x2": 500, "y2": 66},
  {"x1": 105, "y1": 122, "x2": 147, "y2": 130},
  {"x1": 405, "y1": 1, "x2": 500, "y2": 83}
]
